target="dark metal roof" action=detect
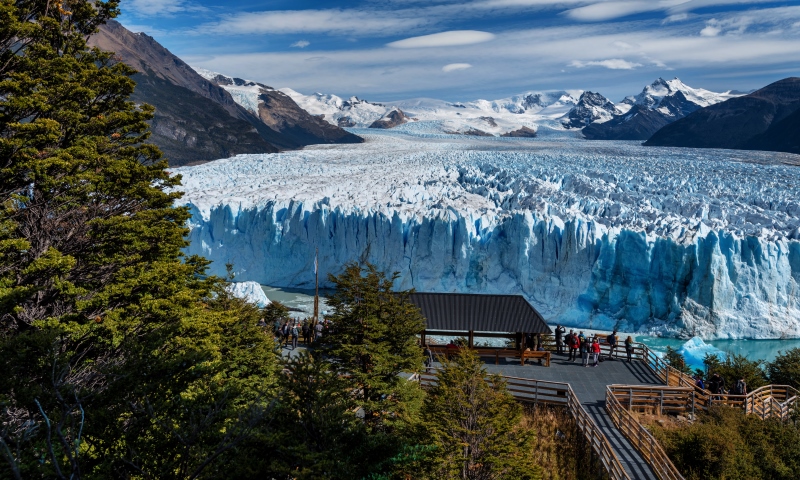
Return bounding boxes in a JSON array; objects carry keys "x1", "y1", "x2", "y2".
[{"x1": 408, "y1": 293, "x2": 551, "y2": 334}]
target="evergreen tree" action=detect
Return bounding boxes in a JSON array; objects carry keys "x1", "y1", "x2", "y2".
[
  {"x1": 248, "y1": 351, "x2": 368, "y2": 480},
  {"x1": 664, "y1": 346, "x2": 692, "y2": 374},
  {"x1": 0, "y1": 2, "x2": 279, "y2": 478},
  {"x1": 423, "y1": 350, "x2": 540, "y2": 480},
  {"x1": 767, "y1": 348, "x2": 800, "y2": 389},
  {"x1": 320, "y1": 263, "x2": 425, "y2": 426}
]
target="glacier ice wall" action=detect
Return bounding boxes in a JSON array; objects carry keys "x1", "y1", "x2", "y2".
[{"x1": 176, "y1": 131, "x2": 800, "y2": 339}]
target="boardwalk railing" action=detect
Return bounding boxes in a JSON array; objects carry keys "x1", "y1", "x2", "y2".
[
  {"x1": 605, "y1": 386, "x2": 685, "y2": 480},
  {"x1": 634, "y1": 342, "x2": 799, "y2": 420},
  {"x1": 604, "y1": 341, "x2": 799, "y2": 480},
  {"x1": 417, "y1": 371, "x2": 631, "y2": 480}
]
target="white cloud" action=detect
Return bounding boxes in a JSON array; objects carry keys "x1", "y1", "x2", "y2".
[
  {"x1": 126, "y1": 0, "x2": 206, "y2": 17},
  {"x1": 388, "y1": 30, "x2": 496, "y2": 48},
  {"x1": 566, "y1": 0, "x2": 780, "y2": 22},
  {"x1": 195, "y1": 9, "x2": 431, "y2": 36},
  {"x1": 700, "y1": 24, "x2": 721, "y2": 36},
  {"x1": 185, "y1": 6, "x2": 800, "y2": 101},
  {"x1": 442, "y1": 63, "x2": 473, "y2": 72},
  {"x1": 291, "y1": 40, "x2": 310, "y2": 48},
  {"x1": 566, "y1": 1, "x2": 675, "y2": 22},
  {"x1": 663, "y1": 13, "x2": 689, "y2": 23},
  {"x1": 570, "y1": 58, "x2": 643, "y2": 69}
]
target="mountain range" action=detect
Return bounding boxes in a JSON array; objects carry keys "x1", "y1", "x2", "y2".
[
  {"x1": 645, "y1": 77, "x2": 800, "y2": 155},
  {"x1": 88, "y1": 21, "x2": 361, "y2": 166},
  {"x1": 91, "y1": 21, "x2": 797, "y2": 163}
]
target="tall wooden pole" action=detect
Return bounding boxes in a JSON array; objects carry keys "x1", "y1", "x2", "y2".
[{"x1": 313, "y1": 247, "x2": 319, "y2": 328}]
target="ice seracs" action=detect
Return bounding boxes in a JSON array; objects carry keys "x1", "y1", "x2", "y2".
[
  {"x1": 226, "y1": 281, "x2": 271, "y2": 308},
  {"x1": 173, "y1": 130, "x2": 800, "y2": 340}
]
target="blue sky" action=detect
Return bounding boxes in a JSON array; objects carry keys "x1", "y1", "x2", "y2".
[{"x1": 119, "y1": 0, "x2": 800, "y2": 102}]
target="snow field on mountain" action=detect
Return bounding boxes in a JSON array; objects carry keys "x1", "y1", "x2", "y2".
[{"x1": 173, "y1": 131, "x2": 800, "y2": 339}]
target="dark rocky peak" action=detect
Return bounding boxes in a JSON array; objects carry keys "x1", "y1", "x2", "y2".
[
  {"x1": 562, "y1": 91, "x2": 617, "y2": 129},
  {"x1": 369, "y1": 109, "x2": 408, "y2": 129},
  {"x1": 342, "y1": 96, "x2": 383, "y2": 109},
  {"x1": 501, "y1": 126, "x2": 537, "y2": 138},
  {"x1": 522, "y1": 93, "x2": 546, "y2": 110}
]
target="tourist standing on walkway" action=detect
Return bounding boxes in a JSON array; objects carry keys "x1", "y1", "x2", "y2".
[
  {"x1": 607, "y1": 331, "x2": 617, "y2": 360},
  {"x1": 581, "y1": 337, "x2": 590, "y2": 367},
  {"x1": 567, "y1": 331, "x2": 577, "y2": 361},
  {"x1": 733, "y1": 377, "x2": 747, "y2": 395},
  {"x1": 281, "y1": 321, "x2": 291, "y2": 347},
  {"x1": 591, "y1": 339, "x2": 601, "y2": 367},
  {"x1": 273, "y1": 319, "x2": 282, "y2": 341},
  {"x1": 555, "y1": 325, "x2": 565, "y2": 354},
  {"x1": 291, "y1": 323, "x2": 299, "y2": 350},
  {"x1": 314, "y1": 321, "x2": 323, "y2": 341},
  {"x1": 302, "y1": 321, "x2": 310, "y2": 344},
  {"x1": 624, "y1": 336, "x2": 634, "y2": 362}
]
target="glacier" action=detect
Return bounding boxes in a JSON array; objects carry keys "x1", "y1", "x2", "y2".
[
  {"x1": 172, "y1": 128, "x2": 800, "y2": 339},
  {"x1": 226, "y1": 281, "x2": 271, "y2": 308}
]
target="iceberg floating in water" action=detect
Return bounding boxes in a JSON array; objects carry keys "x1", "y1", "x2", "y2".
[
  {"x1": 226, "y1": 281, "x2": 271, "y2": 308},
  {"x1": 678, "y1": 336, "x2": 725, "y2": 369},
  {"x1": 173, "y1": 131, "x2": 800, "y2": 340}
]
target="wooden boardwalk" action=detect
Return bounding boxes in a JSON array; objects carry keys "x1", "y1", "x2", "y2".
[{"x1": 434, "y1": 352, "x2": 663, "y2": 480}]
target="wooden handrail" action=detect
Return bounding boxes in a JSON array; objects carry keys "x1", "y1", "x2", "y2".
[
  {"x1": 418, "y1": 371, "x2": 631, "y2": 480},
  {"x1": 606, "y1": 387, "x2": 685, "y2": 480}
]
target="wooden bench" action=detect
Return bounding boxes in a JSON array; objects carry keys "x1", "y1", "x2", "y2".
[
  {"x1": 428, "y1": 346, "x2": 520, "y2": 365},
  {"x1": 520, "y1": 350, "x2": 551, "y2": 367}
]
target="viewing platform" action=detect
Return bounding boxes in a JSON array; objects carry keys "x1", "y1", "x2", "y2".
[{"x1": 428, "y1": 351, "x2": 661, "y2": 480}]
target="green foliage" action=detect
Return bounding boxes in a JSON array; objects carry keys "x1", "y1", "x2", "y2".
[
  {"x1": 664, "y1": 346, "x2": 692, "y2": 374},
  {"x1": 767, "y1": 348, "x2": 800, "y2": 389},
  {"x1": 651, "y1": 406, "x2": 800, "y2": 480},
  {"x1": 263, "y1": 300, "x2": 290, "y2": 327},
  {"x1": 704, "y1": 352, "x2": 768, "y2": 391},
  {"x1": 423, "y1": 350, "x2": 540, "y2": 480},
  {"x1": 320, "y1": 263, "x2": 425, "y2": 427},
  {"x1": 241, "y1": 351, "x2": 368, "y2": 479},
  {"x1": 0, "y1": 2, "x2": 280, "y2": 478}
]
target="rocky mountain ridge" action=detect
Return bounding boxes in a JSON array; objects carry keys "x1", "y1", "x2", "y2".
[
  {"x1": 645, "y1": 77, "x2": 800, "y2": 154},
  {"x1": 89, "y1": 21, "x2": 361, "y2": 166}
]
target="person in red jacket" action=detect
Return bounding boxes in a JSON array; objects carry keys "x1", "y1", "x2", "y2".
[{"x1": 591, "y1": 338, "x2": 602, "y2": 367}]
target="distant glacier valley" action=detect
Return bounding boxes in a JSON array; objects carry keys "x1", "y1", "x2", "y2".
[{"x1": 172, "y1": 127, "x2": 800, "y2": 340}]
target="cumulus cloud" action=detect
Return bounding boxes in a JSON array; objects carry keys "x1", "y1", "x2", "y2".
[
  {"x1": 291, "y1": 40, "x2": 310, "y2": 48},
  {"x1": 388, "y1": 30, "x2": 496, "y2": 48},
  {"x1": 700, "y1": 23, "x2": 722, "y2": 36},
  {"x1": 442, "y1": 63, "x2": 473, "y2": 72},
  {"x1": 569, "y1": 58, "x2": 643, "y2": 69}
]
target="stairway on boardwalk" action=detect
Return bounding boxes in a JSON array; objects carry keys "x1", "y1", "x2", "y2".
[{"x1": 486, "y1": 353, "x2": 662, "y2": 480}]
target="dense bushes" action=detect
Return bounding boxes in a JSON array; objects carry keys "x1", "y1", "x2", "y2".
[{"x1": 650, "y1": 407, "x2": 800, "y2": 480}]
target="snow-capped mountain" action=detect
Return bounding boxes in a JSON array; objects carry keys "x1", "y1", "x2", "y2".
[
  {"x1": 623, "y1": 77, "x2": 736, "y2": 110},
  {"x1": 562, "y1": 91, "x2": 620, "y2": 129},
  {"x1": 583, "y1": 77, "x2": 740, "y2": 140},
  {"x1": 279, "y1": 89, "x2": 391, "y2": 128},
  {"x1": 194, "y1": 69, "x2": 363, "y2": 149},
  {"x1": 279, "y1": 87, "x2": 586, "y2": 135}
]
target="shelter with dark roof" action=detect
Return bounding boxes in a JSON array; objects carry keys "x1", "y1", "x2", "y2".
[{"x1": 407, "y1": 293, "x2": 551, "y2": 349}]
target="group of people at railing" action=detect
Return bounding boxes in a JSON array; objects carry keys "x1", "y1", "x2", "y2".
[{"x1": 554, "y1": 325, "x2": 636, "y2": 366}]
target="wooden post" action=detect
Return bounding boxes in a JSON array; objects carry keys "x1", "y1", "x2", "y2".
[
  {"x1": 468, "y1": 330, "x2": 474, "y2": 348},
  {"x1": 421, "y1": 331, "x2": 427, "y2": 347}
]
